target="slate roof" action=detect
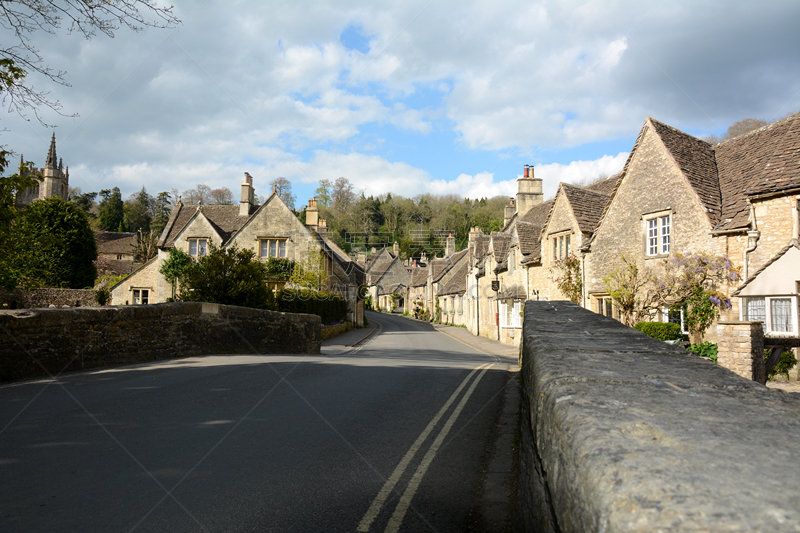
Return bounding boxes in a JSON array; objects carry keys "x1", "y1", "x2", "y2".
[
  {"x1": 731, "y1": 239, "x2": 800, "y2": 297},
  {"x1": 438, "y1": 260, "x2": 468, "y2": 296},
  {"x1": 584, "y1": 172, "x2": 622, "y2": 196},
  {"x1": 95, "y1": 231, "x2": 137, "y2": 255},
  {"x1": 649, "y1": 118, "x2": 722, "y2": 226},
  {"x1": 432, "y1": 249, "x2": 468, "y2": 283},
  {"x1": 715, "y1": 112, "x2": 800, "y2": 231},
  {"x1": 409, "y1": 266, "x2": 428, "y2": 287},
  {"x1": 560, "y1": 184, "x2": 611, "y2": 234},
  {"x1": 195, "y1": 205, "x2": 250, "y2": 243}
]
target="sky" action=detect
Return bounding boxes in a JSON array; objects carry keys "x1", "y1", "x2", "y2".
[{"x1": 3, "y1": 0, "x2": 799, "y2": 208}]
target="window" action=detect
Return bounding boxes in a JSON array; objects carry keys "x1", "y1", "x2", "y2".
[
  {"x1": 189, "y1": 238, "x2": 208, "y2": 256},
  {"x1": 260, "y1": 239, "x2": 287, "y2": 258},
  {"x1": 500, "y1": 299, "x2": 522, "y2": 328},
  {"x1": 662, "y1": 306, "x2": 689, "y2": 334},
  {"x1": 132, "y1": 289, "x2": 149, "y2": 305},
  {"x1": 552, "y1": 233, "x2": 572, "y2": 261},
  {"x1": 742, "y1": 296, "x2": 798, "y2": 335},
  {"x1": 646, "y1": 215, "x2": 670, "y2": 256},
  {"x1": 595, "y1": 295, "x2": 618, "y2": 320}
]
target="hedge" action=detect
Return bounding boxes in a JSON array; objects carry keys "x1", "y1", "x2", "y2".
[
  {"x1": 277, "y1": 288, "x2": 348, "y2": 324},
  {"x1": 633, "y1": 321, "x2": 683, "y2": 341}
]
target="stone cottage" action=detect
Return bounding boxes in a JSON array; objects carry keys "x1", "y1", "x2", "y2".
[{"x1": 111, "y1": 174, "x2": 365, "y2": 325}]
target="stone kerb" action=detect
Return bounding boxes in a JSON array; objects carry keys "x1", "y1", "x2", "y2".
[
  {"x1": 517, "y1": 300, "x2": 800, "y2": 533},
  {"x1": 0, "y1": 302, "x2": 320, "y2": 382},
  {"x1": 717, "y1": 321, "x2": 766, "y2": 384}
]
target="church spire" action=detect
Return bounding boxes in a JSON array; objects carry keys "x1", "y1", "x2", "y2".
[{"x1": 45, "y1": 132, "x2": 57, "y2": 170}]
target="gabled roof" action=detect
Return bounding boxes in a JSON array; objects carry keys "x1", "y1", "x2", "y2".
[
  {"x1": 95, "y1": 231, "x2": 137, "y2": 255},
  {"x1": 649, "y1": 118, "x2": 721, "y2": 225},
  {"x1": 432, "y1": 248, "x2": 468, "y2": 283},
  {"x1": 584, "y1": 172, "x2": 622, "y2": 196},
  {"x1": 517, "y1": 199, "x2": 554, "y2": 264},
  {"x1": 409, "y1": 266, "x2": 428, "y2": 287},
  {"x1": 732, "y1": 240, "x2": 800, "y2": 297},
  {"x1": 560, "y1": 183, "x2": 612, "y2": 235},
  {"x1": 438, "y1": 260, "x2": 468, "y2": 296},
  {"x1": 715, "y1": 112, "x2": 800, "y2": 232}
]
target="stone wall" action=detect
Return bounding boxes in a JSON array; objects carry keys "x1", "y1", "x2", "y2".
[
  {"x1": 517, "y1": 300, "x2": 800, "y2": 532},
  {"x1": 0, "y1": 288, "x2": 99, "y2": 309},
  {"x1": 0, "y1": 302, "x2": 320, "y2": 382},
  {"x1": 717, "y1": 321, "x2": 766, "y2": 384}
]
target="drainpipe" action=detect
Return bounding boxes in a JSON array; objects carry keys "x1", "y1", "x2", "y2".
[
  {"x1": 475, "y1": 272, "x2": 480, "y2": 336},
  {"x1": 580, "y1": 252, "x2": 586, "y2": 308},
  {"x1": 495, "y1": 273, "x2": 501, "y2": 341},
  {"x1": 743, "y1": 202, "x2": 760, "y2": 282}
]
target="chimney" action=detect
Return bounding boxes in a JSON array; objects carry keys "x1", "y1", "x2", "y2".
[
  {"x1": 357, "y1": 250, "x2": 366, "y2": 264},
  {"x1": 240, "y1": 172, "x2": 255, "y2": 216},
  {"x1": 393, "y1": 241, "x2": 399, "y2": 257},
  {"x1": 445, "y1": 233, "x2": 455, "y2": 257},
  {"x1": 516, "y1": 165, "x2": 543, "y2": 219},
  {"x1": 504, "y1": 199, "x2": 516, "y2": 228},
  {"x1": 306, "y1": 198, "x2": 319, "y2": 227},
  {"x1": 317, "y1": 218, "x2": 327, "y2": 237}
]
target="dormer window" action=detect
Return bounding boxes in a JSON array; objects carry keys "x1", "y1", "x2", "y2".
[{"x1": 189, "y1": 238, "x2": 208, "y2": 256}]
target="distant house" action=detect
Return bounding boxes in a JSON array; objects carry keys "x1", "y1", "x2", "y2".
[
  {"x1": 95, "y1": 231, "x2": 138, "y2": 275},
  {"x1": 111, "y1": 175, "x2": 365, "y2": 325}
]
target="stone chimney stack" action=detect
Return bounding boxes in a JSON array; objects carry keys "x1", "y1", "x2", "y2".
[
  {"x1": 393, "y1": 241, "x2": 399, "y2": 257},
  {"x1": 357, "y1": 249, "x2": 366, "y2": 264},
  {"x1": 306, "y1": 198, "x2": 319, "y2": 227},
  {"x1": 504, "y1": 199, "x2": 516, "y2": 228},
  {"x1": 516, "y1": 165, "x2": 543, "y2": 219},
  {"x1": 445, "y1": 233, "x2": 455, "y2": 257},
  {"x1": 317, "y1": 218, "x2": 327, "y2": 237},
  {"x1": 240, "y1": 172, "x2": 256, "y2": 216}
]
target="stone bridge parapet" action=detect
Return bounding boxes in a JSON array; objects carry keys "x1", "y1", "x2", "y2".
[{"x1": 517, "y1": 300, "x2": 800, "y2": 532}]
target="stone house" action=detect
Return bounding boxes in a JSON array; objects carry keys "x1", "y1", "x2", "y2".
[
  {"x1": 363, "y1": 243, "x2": 411, "y2": 312},
  {"x1": 95, "y1": 231, "x2": 138, "y2": 275},
  {"x1": 111, "y1": 175, "x2": 365, "y2": 325}
]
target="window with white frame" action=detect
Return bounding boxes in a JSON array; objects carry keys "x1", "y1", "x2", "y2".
[
  {"x1": 595, "y1": 295, "x2": 618, "y2": 320},
  {"x1": 189, "y1": 238, "x2": 208, "y2": 256},
  {"x1": 662, "y1": 305, "x2": 689, "y2": 334},
  {"x1": 132, "y1": 288, "x2": 149, "y2": 305},
  {"x1": 500, "y1": 299, "x2": 522, "y2": 328},
  {"x1": 742, "y1": 296, "x2": 798, "y2": 335},
  {"x1": 646, "y1": 215, "x2": 670, "y2": 256},
  {"x1": 260, "y1": 239, "x2": 287, "y2": 258}
]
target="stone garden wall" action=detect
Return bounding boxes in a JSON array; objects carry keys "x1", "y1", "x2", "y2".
[{"x1": 0, "y1": 302, "x2": 320, "y2": 381}]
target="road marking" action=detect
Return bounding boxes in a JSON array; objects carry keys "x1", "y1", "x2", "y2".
[
  {"x1": 356, "y1": 363, "x2": 490, "y2": 533},
  {"x1": 384, "y1": 364, "x2": 492, "y2": 532}
]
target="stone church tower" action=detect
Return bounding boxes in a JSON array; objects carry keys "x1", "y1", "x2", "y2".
[{"x1": 14, "y1": 133, "x2": 70, "y2": 206}]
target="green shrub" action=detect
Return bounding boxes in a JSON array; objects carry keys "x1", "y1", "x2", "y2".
[
  {"x1": 688, "y1": 341, "x2": 718, "y2": 363},
  {"x1": 634, "y1": 321, "x2": 683, "y2": 341},
  {"x1": 765, "y1": 348, "x2": 797, "y2": 381},
  {"x1": 277, "y1": 288, "x2": 348, "y2": 324}
]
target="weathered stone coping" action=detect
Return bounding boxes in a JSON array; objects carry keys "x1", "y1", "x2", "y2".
[
  {"x1": 517, "y1": 300, "x2": 800, "y2": 532},
  {"x1": 0, "y1": 302, "x2": 320, "y2": 382}
]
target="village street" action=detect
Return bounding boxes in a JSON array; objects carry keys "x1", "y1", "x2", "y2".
[{"x1": 0, "y1": 312, "x2": 517, "y2": 532}]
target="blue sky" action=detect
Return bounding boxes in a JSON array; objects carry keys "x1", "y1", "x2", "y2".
[{"x1": 3, "y1": 0, "x2": 798, "y2": 208}]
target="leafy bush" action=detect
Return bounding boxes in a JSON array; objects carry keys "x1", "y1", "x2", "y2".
[
  {"x1": 765, "y1": 348, "x2": 798, "y2": 381},
  {"x1": 277, "y1": 288, "x2": 348, "y2": 324},
  {"x1": 634, "y1": 321, "x2": 683, "y2": 341},
  {"x1": 688, "y1": 342, "x2": 718, "y2": 363},
  {"x1": 95, "y1": 288, "x2": 111, "y2": 306}
]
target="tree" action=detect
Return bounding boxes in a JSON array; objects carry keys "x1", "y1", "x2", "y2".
[
  {"x1": 123, "y1": 186, "x2": 153, "y2": 232},
  {"x1": 182, "y1": 184, "x2": 213, "y2": 205},
  {"x1": 270, "y1": 176, "x2": 296, "y2": 210},
  {"x1": 159, "y1": 247, "x2": 192, "y2": 299},
  {"x1": 210, "y1": 187, "x2": 233, "y2": 205},
  {"x1": 132, "y1": 228, "x2": 158, "y2": 263},
  {"x1": 151, "y1": 191, "x2": 172, "y2": 235},
  {"x1": 331, "y1": 177, "x2": 354, "y2": 212},
  {"x1": 0, "y1": 159, "x2": 41, "y2": 288},
  {"x1": 289, "y1": 243, "x2": 327, "y2": 291},
  {"x1": 550, "y1": 254, "x2": 583, "y2": 304},
  {"x1": 97, "y1": 187, "x2": 124, "y2": 231},
  {"x1": 0, "y1": 1, "x2": 179, "y2": 125},
  {"x1": 602, "y1": 256, "x2": 657, "y2": 326},
  {"x1": 707, "y1": 117, "x2": 769, "y2": 144},
  {"x1": 176, "y1": 244, "x2": 274, "y2": 309},
  {"x1": 314, "y1": 179, "x2": 332, "y2": 208},
  {"x1": 70, "y1": 190, "x2": 97, "y2": 219},
  {"x1": 7, "y1": 196, "x2": 97, "y2": 289}
]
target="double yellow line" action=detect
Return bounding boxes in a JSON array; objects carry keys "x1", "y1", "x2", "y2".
[{"x1": 357, "y1": 363, "x2": 494, "y2": 533}]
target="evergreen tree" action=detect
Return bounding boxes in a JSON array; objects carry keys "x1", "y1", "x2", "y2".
[
  {"x1": 97, "y1": 187, "x2": 124, "y2": 231},
  {"x1": 151, "y1": 191, "x2": 172, "y2": 235},
  {"x1": 123, "y1": 186, "x2": 153, "y2": 232},
  {"x1": 8, "y1": 197, "x2": 97, "y2": 289}
]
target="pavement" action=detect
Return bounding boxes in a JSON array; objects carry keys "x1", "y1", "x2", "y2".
[{"x1": 320, "y1": 321, "x2": 380, "y2": 355}]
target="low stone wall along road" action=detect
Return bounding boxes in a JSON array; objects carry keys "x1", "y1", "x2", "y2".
[{"x1": 0, "y1": 311, "x2": 516, "y2": 532}]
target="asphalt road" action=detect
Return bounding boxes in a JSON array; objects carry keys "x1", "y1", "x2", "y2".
[{"x1": 0, "y1": 312, "x2": 514, "y2": 532}]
